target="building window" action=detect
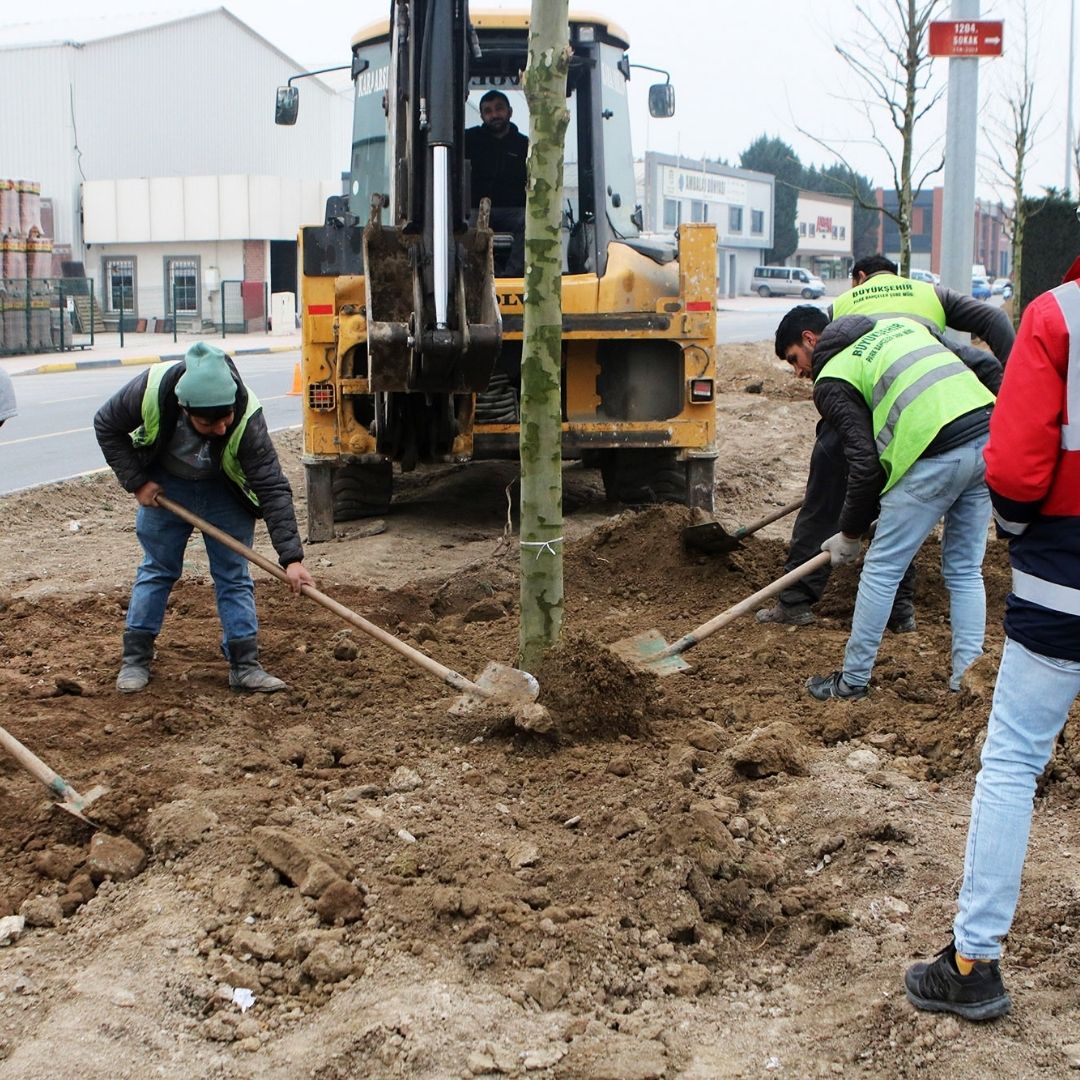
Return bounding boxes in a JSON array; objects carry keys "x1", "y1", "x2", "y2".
[
  {"x1": 839, "y1": 225, "x2": 846, "y2": 240},
  {"x1": 691, "y1": 200, "x2": 707, "y2": 223},
  {"x1": 752, "y1": 210, "x2": 764, "y2": 235},
  {"x1": 663, "y1": 198, "x2": 681, "y2": 229},
  {"x1": 729, "y1": 206, "x2": 743, "y2": 232},
  {"x1": 832, "y1": 225, "x2": 839, "y2": 239},
  {"x1": 103, "y1": 257, "x2": 136, "y2": 315},
  {"x1": 799, "y1": 222, "x2": 807, "y2": 237},
  {"x1": 165, "y1": 256, "x2": 201, "y2": 319}
]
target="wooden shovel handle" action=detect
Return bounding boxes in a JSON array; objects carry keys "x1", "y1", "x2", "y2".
[
  {"x1": 659, "y1": 551, "x2": 832, "y2": 658},
  {"x1": 0, "y1": 723, "x2": 72, "y2": 798},
  {"x1": 734, "y1": 498, "x2": 805, "y2": 539},
  {"x1": 153, "y1": 494, "x2": 485, "y2": 696}
]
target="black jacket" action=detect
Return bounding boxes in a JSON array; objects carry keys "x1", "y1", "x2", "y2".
[
  {"x1": 94, "y1": 359, "x2": 304, "y2": 567},
  {"x1": 811, "y1": 315, "x2": 1003, "y2": 536},
  {"x1": 465, "y1": 122, "x2": 529, "y2": 208}
]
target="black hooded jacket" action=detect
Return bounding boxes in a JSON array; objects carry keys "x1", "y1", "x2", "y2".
[{"x1": 94, "y1": 358, "x2": 304, "y2": 567}]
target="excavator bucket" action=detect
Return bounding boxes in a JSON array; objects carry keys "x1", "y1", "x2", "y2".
[{"x1": 363, "y1": 195, "x2": 502, "y2": 394}]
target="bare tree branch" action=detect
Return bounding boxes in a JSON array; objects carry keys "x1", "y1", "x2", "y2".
[{"x1": 798, "y1": 0, "x2": 947, "y2": 271}]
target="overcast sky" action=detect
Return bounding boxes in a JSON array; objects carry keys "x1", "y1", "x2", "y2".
[{"x1": 9, "y1": 0, "x2": 1077, "y2": 200}]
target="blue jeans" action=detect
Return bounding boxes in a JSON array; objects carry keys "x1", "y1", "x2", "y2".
[
  {"x1": 842, "y1": 433, "x2": 990, "y2": 690},
  {"x1": 126, "y1": 471, "x2": 258, "y2": 648},
  {"x1": 954, "y1": 637, "x2": 1080, "y2": 959}
]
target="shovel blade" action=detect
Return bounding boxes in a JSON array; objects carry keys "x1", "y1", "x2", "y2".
[
  {"x1": 450, "y1": 661, "x2": 539, "y2": 715},
  {"x1": 55, "y1": 783, "x2": 109, "y2": 827},
  {"x1": 681, "y1": 521, "x2": 740, "y2": 555},
  {"x1": 609, "y1": 629, "x2": 691, "y2": 675}
]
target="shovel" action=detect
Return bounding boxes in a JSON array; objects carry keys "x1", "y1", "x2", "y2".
[
  {"x1": 682, "y1": 498, "x2": 804, "y2": 555},
  {"x1": 0, "y1": 723, "x2": 108, "y2": 825},
  {"x1": 153, "y1": 494, "x2": 538, "y2": 714},
  {"x1": 611, "y1": 550, "x2": 831, "y2": 675}
]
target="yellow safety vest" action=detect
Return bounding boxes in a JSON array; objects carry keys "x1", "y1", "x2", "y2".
[
  {"x1": 816, "y1": 318, "x2": 994, "y2": 491},
  {"x1": 130, "y1": 361, "x2": 262, "y2": 508},
  {"x1": 832, "y1": 274, "x2": 947, "y2": 333}
]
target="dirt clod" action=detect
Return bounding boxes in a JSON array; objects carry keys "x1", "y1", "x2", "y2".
[{"x1": 87, "y1": 833, "x2": 146, "y2": 882}]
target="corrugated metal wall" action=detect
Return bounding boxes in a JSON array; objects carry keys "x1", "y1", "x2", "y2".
[
  {"x1": 0, "y1": 45, "x2": 82, "y2": 247},
  {"x1": 0, "y1": 10, "x2": 351, "y2": 252},
  {"x1": 72, "y1": 12, "x2": 351, "y2": 180}
]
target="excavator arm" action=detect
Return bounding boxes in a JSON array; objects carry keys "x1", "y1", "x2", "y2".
[{"x1": 364, "y1": 0, "x2": 502, "y2": 394}]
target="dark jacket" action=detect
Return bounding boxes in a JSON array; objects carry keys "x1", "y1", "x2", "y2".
[
  {"x1": 94, "y1": 359, "x2": 304, "y2": 567},
  {"x1": 984, "y1": 273, "x2": 1080, "y2": 661},
  {"x1": 465, "y1": 122, "x2": 529, "y2": 208},
  {"x1": 812, "y1": 315, "x2": 1003, "y2": 535}
]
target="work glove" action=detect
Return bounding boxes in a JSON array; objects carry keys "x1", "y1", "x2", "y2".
[{"x1": 821, "y1": 532, "x2": 861, "y2": 566}]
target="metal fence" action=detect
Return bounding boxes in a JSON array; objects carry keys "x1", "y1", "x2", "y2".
[
  {"x1": 221, "y1": 280, "x2": 269, "y2": 335},
  {"x1": 0, "y1": 277, "x2": 96, "y2": 356}
]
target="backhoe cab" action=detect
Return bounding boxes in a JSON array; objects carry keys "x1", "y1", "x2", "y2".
[{"x1": 279, "y1": 4, "x2": 718, "y2": 540}]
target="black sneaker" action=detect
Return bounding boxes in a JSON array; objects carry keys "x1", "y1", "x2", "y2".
[
  {"x1": 905, "y1": 942, "x2": 1012, "y2": 1021},
  {"x1": 887, "y1": 614, "x2": 917, "y2": 633},
  {"x1": 805, "y1": 671, "x2": 868, "y2": 701},
  {"x1": 755, "y1": 602, "x2": 816, "y2": 626}
]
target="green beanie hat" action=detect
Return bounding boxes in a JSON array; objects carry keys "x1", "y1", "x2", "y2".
[{"x1": 175, "y1": 343, "x2": 237, "y2": 409}]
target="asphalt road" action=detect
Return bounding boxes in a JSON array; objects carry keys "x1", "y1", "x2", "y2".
[{"x1": 0, "y1": 353, "x2": 301, "y2": 495}]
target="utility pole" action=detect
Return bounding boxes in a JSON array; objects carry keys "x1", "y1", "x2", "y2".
[
  {"x1": 1068, "y1": 0, "x2": 1077, "y2": 193},
  {"x1": 939, "y1": 0, "x2": 980, "y2": 319},
  {"x1": 518, "y1": 0, "x2": 570, "y2": 673}
]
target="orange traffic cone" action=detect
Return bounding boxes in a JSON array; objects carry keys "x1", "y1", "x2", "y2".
[{"x1": 288, "y1": 362, "x2": 302, "y2": 396}]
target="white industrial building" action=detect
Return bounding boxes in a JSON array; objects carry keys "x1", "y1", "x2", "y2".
[
  {"x1": 0, "y1": 8, "x2": 351, "y2": 331},
  {"x1": 636, "y1": 152, "x2": 775, "y2": 298},
  {"x1": 794, "y1": 190, "x2": 854, "y2": 279}
]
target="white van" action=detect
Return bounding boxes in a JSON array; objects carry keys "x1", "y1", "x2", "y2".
[{"x1": 751, "y1": 265, "x2": 825, "y2": 299}]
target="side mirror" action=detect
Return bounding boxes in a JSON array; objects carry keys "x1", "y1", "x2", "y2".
[
  {"x1": 275, "y1": 86, "x2": 299, "y2": 126},
  {"x1": 648, "y1": 83, "x2": 675, "y2": 118}
]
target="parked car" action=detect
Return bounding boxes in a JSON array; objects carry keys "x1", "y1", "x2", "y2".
[
  {"x1": 971, "y1": 276, "x2": 992, "y2": 300},
  {"x1": 992, "y1": 277, "x2": 1014, "y2": 299},
  {"x1": 751, "y1": 265, "x2": 826, "y2": 299},
  {"x1": 909, "y1": 268, "x2": 940, "y2": 285}
]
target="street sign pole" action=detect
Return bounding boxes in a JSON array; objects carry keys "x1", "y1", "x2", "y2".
[{"x1": 939, "y1": 0, "x2": 981, "y2": 338}]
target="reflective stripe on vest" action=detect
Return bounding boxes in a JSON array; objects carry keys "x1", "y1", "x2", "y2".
[
  {"x1": 130, "y1": 361, "x2": 262, "y2": 509},
  {"x1": 817, "y1": 318, "x2": 994, "y2": 491},
  {"x1": 1012, "y1": 568, "x2": 1080, "y2": 617},
  {"x1": 874, "y1": 358, "x2": 972, "y2": 458},
  {"x1": 1050, "y1": 282, "x2": 1080, "y2": 451},
  {"x1": 832, "y1": 275, "x2": 947, "y2": 330}
]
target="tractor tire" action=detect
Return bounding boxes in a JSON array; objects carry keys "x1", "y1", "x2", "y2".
[
  {"x1": 600, "y1": 448, "x2": 689, "y2": 506},
  {"x1": 332, "y1": 461, "x2": 393, "y2": 521}
]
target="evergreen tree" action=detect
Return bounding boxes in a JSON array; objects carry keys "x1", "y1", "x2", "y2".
[{"x1": 740, "y1": 135, "x2": 801, "y2": 263}]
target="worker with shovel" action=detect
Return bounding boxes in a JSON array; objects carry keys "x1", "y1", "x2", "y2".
[
  {"x1": 757, "y1": 305, "x2": 917, "y2": 631},
  {"x1": 758, "y1": 256, "x2": 1014, "y2": 628},
  {"x1": 803, "y1": 310, "x2": 1002, "y2": 701},
  {"x1": 94, "y1": 342, "x2": 315, "y2": 694}
]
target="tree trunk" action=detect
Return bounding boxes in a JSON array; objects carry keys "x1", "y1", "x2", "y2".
[{"x1": 518, "y1": 1, "x2": 570, "y2": 673}]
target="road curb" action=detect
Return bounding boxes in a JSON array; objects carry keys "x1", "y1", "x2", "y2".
[{"x1": 18, "y1": 343, "x2": 297, "y2": 376}]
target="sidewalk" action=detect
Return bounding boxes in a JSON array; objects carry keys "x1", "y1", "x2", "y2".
[{"x1": 0, "y1": 331, "x2": 302, "y2": 376}]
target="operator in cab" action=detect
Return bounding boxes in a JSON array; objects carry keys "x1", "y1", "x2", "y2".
[{"x1": 465, "y1": 89, "x2": 528, "y2": 276}]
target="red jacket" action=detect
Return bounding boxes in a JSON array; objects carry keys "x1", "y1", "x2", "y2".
[{"x1": 984, "y1": 262, "x2": 1080, "y2": 660}]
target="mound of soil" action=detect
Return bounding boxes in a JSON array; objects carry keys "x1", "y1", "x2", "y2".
[{"x1": 2, "y1": 342, "x2": 1079, "y2": 1079}]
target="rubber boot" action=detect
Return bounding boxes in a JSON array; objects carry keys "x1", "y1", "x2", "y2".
[
  {"x1": 116, "y1": 629, "x2": 155, "y2": 693},
  {"x1": 227, "y1": 636, "x2": 287, "y2": 693}
]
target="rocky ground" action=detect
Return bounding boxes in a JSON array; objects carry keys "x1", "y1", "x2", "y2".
[{"x1": 1, "y1": 342, "x2": 1079, "y2": 1080}]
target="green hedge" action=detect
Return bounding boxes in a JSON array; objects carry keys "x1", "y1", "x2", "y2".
[{"x1": 1020, "y1": 195, "x2": 1080, "y2": 311}]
